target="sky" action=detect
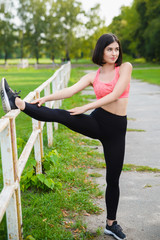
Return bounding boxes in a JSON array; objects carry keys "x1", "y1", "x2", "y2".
[{"x1": 80, "y1": 0, "x2": 133, "y2": 26}]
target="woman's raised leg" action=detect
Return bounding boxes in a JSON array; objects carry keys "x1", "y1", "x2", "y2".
[{"x1": 22, "y1": 101, "x2": 101, "y2": 140}]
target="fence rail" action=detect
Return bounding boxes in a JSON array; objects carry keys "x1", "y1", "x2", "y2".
[{"x1": 0, "y1": 61, "x2": 71, "y2": 240}]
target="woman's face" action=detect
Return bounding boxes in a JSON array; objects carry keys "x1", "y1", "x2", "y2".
[{"x1": 103, "y1": 41, "x2": 119, "y2": 64}]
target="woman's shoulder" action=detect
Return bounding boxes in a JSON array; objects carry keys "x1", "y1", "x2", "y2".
[
  {"x1": 119, "y1": 62, "x2": 133, "y2": 75},
  {"x1": 85, "y1": 69, "x2": 99, "y2": 83},
  {"x1": 120, "y1": 62, "x2": 133, "y2": 70}
]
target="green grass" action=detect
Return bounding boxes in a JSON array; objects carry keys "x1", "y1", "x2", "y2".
[
  {"x1": 0, "y1": 58, "x2": 93, "y2": 65},
  {"x1": 123, "y1": 164, "x2": 160, "y2": 172},
  {"x1": 0, "y1": 58, "x2": 61, "y2": 65},
  {"x1": 132, "y1": 62, "x2": 160, "y2": 68},
  {"x1": 0, "y1": 67, "x2": 56, "y2": 139},
  {"x1": 132, "y1": 68, "x2": 160, "y2": 85},
  {"x1": 127, "y1": 128, "x2": 145, "y2": 132},
  {"x1": 71, "y1": 59, "x2": 93, "y2": 64},
  {"x1": 89, "y1": 173, "x2": 102, "y2": 178}
]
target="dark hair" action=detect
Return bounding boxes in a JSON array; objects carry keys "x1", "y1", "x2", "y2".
[{"x1": 92, "y1": 33, "x2": 122, "y2": 66}]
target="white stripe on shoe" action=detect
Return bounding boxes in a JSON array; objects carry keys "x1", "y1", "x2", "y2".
[
  {"x1": 0, "y1": 78, "x2": 11, "y2": 113},
  {"x1": 104, "y1": 228, "x2": 127, "y2": 240}
]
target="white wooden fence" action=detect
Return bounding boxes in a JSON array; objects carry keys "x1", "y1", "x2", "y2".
[
  {"x1": 17, "y1": 59, "x2": 29, "y2": 69},
  {"x1": 0, "y1": 62, "x2": 71, "y2": 240}
]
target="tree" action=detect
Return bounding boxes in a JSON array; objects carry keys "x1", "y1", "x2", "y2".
[
  {"x1": 0, "y1": 11, "x2": 17, "y2": 63},
  {"x1": 0, "y1": 0, "x2": 106, "y2": 61},
  {"x1": 44, "y1": 0, "x2": 67, "y2": 61},
  {"x1": 18, "y1": 0, "x2": 47, "y2": 63},
  {"x1": 17, "y1": 0, "x2": 29, "y2": 59},
  {"x1": 107, "y1": 3, "x2": 141, "y2": 58},
  {"x1": 80, "y1": 4, "x2": 105, "y2": 58},
  {"x1": 144, "y1": 17, "x2": 160, "y2": 61},
  {"x1": 143, "y1": 0, "x2": 160, "y2": 61},
  {"x1": 44, "y1": 0, "x2": 104, "y2": 60},
  {"x1": 53, "y1": 0, "x2": 83, "y2": 60}
]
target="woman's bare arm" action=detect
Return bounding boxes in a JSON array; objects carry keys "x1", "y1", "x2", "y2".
[{"x1": 32, "y1": 72, "x2": 96, "y2": 106}]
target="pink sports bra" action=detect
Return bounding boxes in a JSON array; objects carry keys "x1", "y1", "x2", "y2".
[{"x1": 93, "y1": 66, "x2": 130, "y2": 100}]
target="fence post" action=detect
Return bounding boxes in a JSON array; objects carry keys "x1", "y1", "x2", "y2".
[
  {"x1": 64, "y1": 66, "x2": 67, "y2": 87},
  {"x1": 67, "y1": 62, "x2": 71, "y2": 85},
  {"x1": 52, "y1": 75, "x2": 59, "y2": 130},
  {"x1": 32, "y1": 92, "x2": 43, "y2": 174},
  {"x1": 0, "y1": 119, "x2": 22, "y2": 240},
  {"x1": 44, "y1": 85, "x2": 53, "y2": 147},
  {"x1": 9, "y1": 117, "x2": 23, "y2": 239}
]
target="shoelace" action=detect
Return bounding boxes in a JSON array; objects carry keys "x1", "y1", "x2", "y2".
[
  {"x1": 9, "y1": 87, "x2": 21, "y2": 97},
  {"x1": 14, "y1": 90, "x2": 21, "y2": 96}
]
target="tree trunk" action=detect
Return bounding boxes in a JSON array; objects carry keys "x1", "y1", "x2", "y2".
[
  {"x1": 20, "y1": 35, "x2": 24, "y2": 60},
  {"x1": 65, "y1": 50, "x2": 70, "y2": 61},
  {"x1": 35, "y1": 49, "x2": 39, "y2": 64},
  {"x1": 4, "y1": 50, "x2": 8, "y2": 65}
]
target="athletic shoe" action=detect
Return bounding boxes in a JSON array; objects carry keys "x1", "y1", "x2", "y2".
[
  {"x1": 104, "y1": 221, "x2": 127, "y2": 240},
  {"x1": 0, "y1": 78, "x2": 21, "y2": 113}
]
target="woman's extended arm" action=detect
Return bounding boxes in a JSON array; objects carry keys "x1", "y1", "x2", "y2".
[
  {"x1": 31, "y1": 72, "x2": 95, "y2": 106},
  {"x1": 69, "y1": 62, "x2": 132, "y2": 115}
]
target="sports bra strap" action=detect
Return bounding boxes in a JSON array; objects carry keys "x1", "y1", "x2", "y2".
[{"x1": 96, "y1": 68, "x2": 100, "y2": 77}]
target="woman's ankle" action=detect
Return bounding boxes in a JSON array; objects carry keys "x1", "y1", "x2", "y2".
[
  {"x1": 107, "y1": 219, "x2": 115, "y2": 226},
  {"x1": 15, "y1": 97, "x2": 25, "y2": 110}
]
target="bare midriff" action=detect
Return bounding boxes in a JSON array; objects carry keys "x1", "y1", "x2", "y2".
[{"x1": 101, "y1": 98, "x2": 128, "y2": 116}]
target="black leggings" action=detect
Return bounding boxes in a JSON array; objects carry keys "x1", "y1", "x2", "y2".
[{"x1": 23, "y1": 103, "x2": 127, "y2": 220}]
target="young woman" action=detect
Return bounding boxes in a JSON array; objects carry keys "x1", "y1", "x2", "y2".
[{"x1": 0, "y1": 33, "x2": 132, "y2": 240}]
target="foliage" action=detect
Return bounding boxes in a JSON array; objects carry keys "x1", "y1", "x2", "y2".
[
  {"x1": 0, "y1": 0, "x2": 105, "y2": 62},
  {"x1": 24, "y1": 236, "x2": 36, "y2": 240},
  {"x1": 42, "y1": 149, "x2": 59, "y2": 171},
  {"x1": 108, "y1": 0, "x2": 160, "y2": 62},
  {"x1": 0, "y1": 12, "x2": 17, "y2": 62},
  {"x1": 143, "y1": 17, "x2": 160, "y2": 61},
  {"x1": 18, "y1": 0, "x2": 48, "y2": 63},
  {"x1": 0, "y1": 215, "x2": 7, "y2": 240},
  {"x1": 20, "y1": 150, "x2": 62, "y2": 192},
  {"x1": 0, "y1": 0, "x2": 160, "y2": 62}
]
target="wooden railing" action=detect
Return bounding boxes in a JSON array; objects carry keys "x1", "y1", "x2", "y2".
[{"x1": 0, "y1": 62, "x2": 71, "y2": 240}]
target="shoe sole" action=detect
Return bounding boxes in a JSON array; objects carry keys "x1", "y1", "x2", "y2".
[
  {"x1": 104, "y1": 228, "x2": 127, "y2": 240},
  {"x1": 0, "y1": 78, "x2": 11, "y2": 113}
]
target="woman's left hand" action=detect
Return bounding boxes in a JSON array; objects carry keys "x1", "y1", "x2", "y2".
[{"x1": 68, "y1": 106, "x2": 88, "y2": 115}]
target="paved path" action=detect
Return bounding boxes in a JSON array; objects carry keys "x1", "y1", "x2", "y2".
[
  {"x1": 85, "y1": 170, "x2": 160, "y2": 240},
  {"x1": 126, "y1": 79, "x2": 160, "y2": 169},
  {"x1": 81, "y1": 76, "x2": 160, "y2": 240}
]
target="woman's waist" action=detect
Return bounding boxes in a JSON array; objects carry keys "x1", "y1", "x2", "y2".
[{"x1": 100, "y1": 98, "x2": 128, "y2": 116}]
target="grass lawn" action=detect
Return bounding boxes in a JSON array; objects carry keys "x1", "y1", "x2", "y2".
[
  {"x1": 0, "y1": 67, "x2": 57, "y2": 138},
  {"x1": 132, "y1": 68, "x2": 160, "y2": 85},
  {"x1": 0, "y1": 58, "x2": 93, "y2": 65},
  {"x1": 0, "y1": 58, "x2": 56, "y2": 65}
]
